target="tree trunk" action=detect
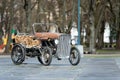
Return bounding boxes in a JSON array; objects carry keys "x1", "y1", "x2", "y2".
[
  {"x1": 0, "y1": 0, "x2": 6, "y2": 44},
  {"x1": 4, "y1": 0, "x2": 14, "y2": 54},
  {"x1": 59, "y1": 0, "x2": 66, "y2": 33},
  {"x1": 89, "y1": 15, "x2": 95, "y2": 53},
  {"x1": 116, "y1": 31, "x2": 120, "y2": 49},
  {"x1": 116, "y1": 0, "x2": 120, "y2": 49},
  {"x1": 97, "y1": 20, "x2": 105, "y2": 49},
  {"x1": 89, "y1": 0, "x2": 95, "y2": 53},
  {"x1": 24, "y1": 0, "x2": 32, "y2": 33},
  {"x1": 66, "y1": 0, "x2": 75, "y2": 34}
]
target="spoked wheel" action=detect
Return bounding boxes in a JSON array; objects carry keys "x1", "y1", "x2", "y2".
[
  {"x1": 37, "y1": 47, "x2": 52, "y2": 66},
  {"x1": 69, "y1": 47, "x2": 80, "y2": 66},
  {"x1": 11, "y1": 44, "x2": 25, "y2": 65}
]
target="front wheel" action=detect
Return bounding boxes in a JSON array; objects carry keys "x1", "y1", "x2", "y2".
[
  {"x1": 69, "y1": 47, "x2": 80, "y2": 65},
  {"x1": 11, "y1": 44, "x2": 25, "y2": 65},
  {"x1": 37, "y1": 47, "x2": 52, "y2": 66}
]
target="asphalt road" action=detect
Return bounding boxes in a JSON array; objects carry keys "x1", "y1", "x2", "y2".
[{"x1": 0, "y1": 55, "x2": 120, "y2": 80}]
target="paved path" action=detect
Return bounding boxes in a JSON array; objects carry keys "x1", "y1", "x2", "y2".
[
  {"x1": 0, "y1": 56, "x2": 82, "y2": 80},
  {"x1": 78, "y1": 58, "x2": 120, "y2": 80},
  {"x1": 0, "y1": 55, "x2": 120, "y2": 80}
]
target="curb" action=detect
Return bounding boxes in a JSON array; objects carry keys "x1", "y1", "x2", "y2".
[{"x1": 0, "y1": 55, "x2": 10, "y2": 58}]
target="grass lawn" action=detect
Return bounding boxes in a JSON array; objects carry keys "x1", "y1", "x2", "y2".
[{"x1": 84, "y1": 48, "x2": 120, "y2": 58}]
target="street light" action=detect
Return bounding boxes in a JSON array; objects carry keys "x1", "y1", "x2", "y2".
[{"x1": 77, "y1": 0, "x2": 80, "y2": 45}]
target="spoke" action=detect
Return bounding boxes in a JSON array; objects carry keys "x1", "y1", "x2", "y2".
[
  {"x1": 16, "y1": 57, "x2": 21, "y2": 63},
  {"x1": 43, "y1": 51, "x2": 49, "y2": 64},
  {"x1": 70, "y1": 49, "x2": 79, "y2": 64},
  {"x1": 12, "y1": 46, "x2": 23, "y2": 62}
]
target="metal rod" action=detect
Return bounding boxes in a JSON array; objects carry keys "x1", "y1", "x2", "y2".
[{"x1": 77, "y1": 0, "x2": 80, "y2": 45}]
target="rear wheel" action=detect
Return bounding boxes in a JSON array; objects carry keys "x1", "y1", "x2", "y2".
[
  {"x1": 11, "y1": 44, "x2": 25, "y2": 65},
  {"x1": 69, "y1": 47, "x2": 80, "y2": 65},
  {"x1": 37, "y1": 47, "x2": 52, "y2": 66}
]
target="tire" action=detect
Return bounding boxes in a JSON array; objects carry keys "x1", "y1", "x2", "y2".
[
  {"x1": 11, "y1": 44, "x2": 25, "y2": 65},
  {"x1": 69, "y1": 47, "x2": 80, "y2": 65},
  {"x1": 37, "y1": 47, "x2": 52, "y2": 66}
]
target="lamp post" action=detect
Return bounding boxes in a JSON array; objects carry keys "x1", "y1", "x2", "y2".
[{"x1": 77, "y1": 0, "x2": 80, "y2": 45}]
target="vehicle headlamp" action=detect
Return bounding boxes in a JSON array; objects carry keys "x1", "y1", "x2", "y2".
[
  {"x1": 71, "y1": 40, "x2": 76, "y2": 45},
  {"x1": 55, "y1": 39, "x2": 59, "y2": 44}
]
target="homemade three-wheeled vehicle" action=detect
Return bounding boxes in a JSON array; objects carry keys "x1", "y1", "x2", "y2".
[{"x1": 11, "y1": 23, "x2": 81, "y2": 66}]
